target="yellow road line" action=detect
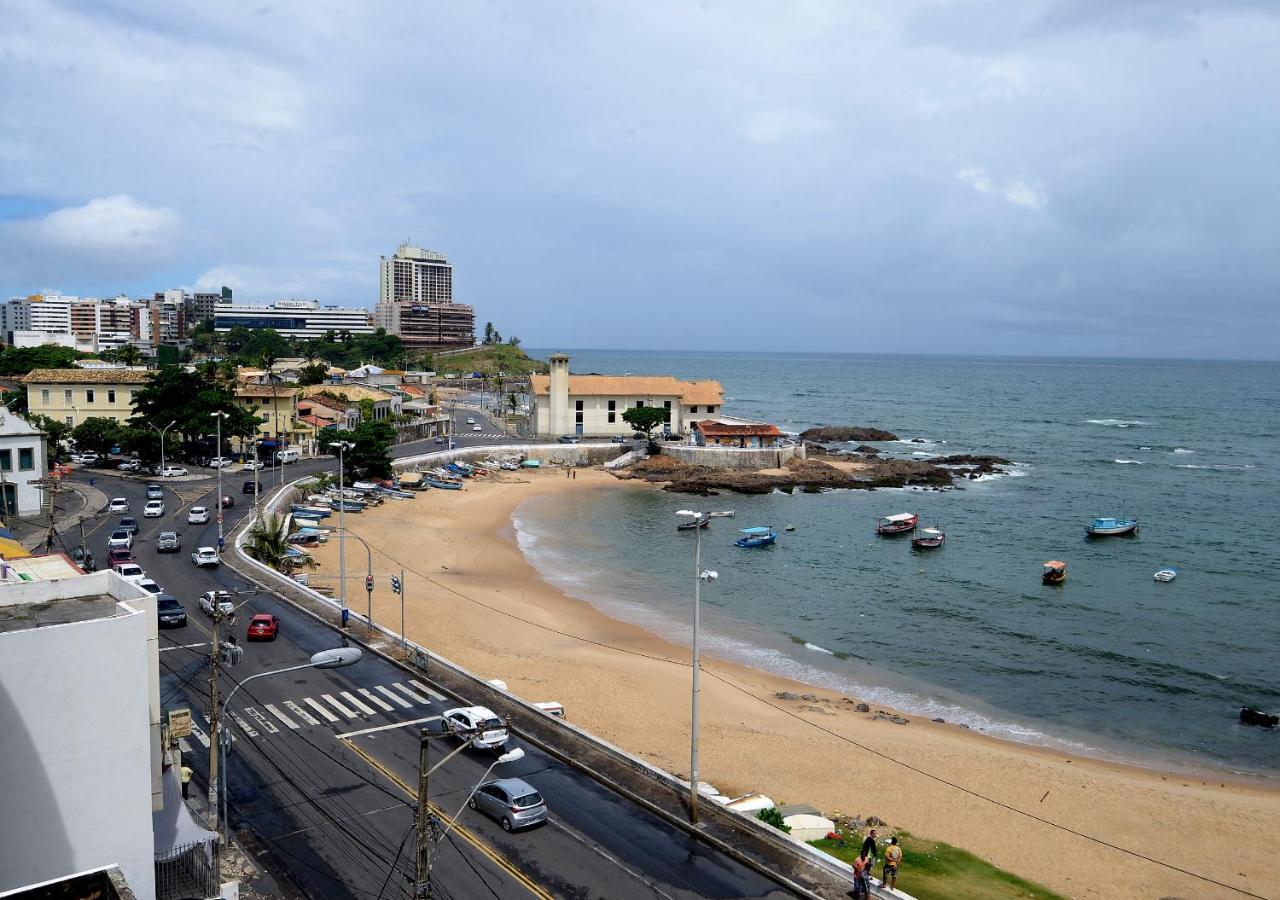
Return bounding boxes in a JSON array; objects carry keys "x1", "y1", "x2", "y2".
[{"x1": 341, "y1": 737, "x2": 553, "y2": 900}]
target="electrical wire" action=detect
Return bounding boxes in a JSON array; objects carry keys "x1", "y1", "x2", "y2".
[{"x1": 375, "y1": 824, "x2": 414, "y2": 900}]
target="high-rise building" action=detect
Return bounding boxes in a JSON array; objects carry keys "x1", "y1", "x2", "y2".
[
  {"x1": 375, "y1": 244, "x2": 475, "y2": 349},
  {"x1": 380, "y1": 244, "x2": 453, "y2": 304}
]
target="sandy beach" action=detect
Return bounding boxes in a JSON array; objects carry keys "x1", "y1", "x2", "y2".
[{"x1": 306, "y1": 467, "x2": 1280, "y2": 900}]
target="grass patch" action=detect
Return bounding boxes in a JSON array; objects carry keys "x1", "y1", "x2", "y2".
[
  {"x1": 435, "y1": 345, "x2": 547, "y2": 378},
  {"x1": 809, "y1": 830, "x2": 1064, "y2": 900}
]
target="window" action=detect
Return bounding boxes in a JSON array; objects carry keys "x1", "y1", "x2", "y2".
[
  {"x1": 261, "y1": 413, "x2": 270, "y2": 423},
  {"x1": 708, "y1": 405, "x2": 716, "y2": 413},
  {"x1": 0, "y1": 450, "x2": 10, "y2": 471},
  {"x1": 663, "y1": 400, "x2": 672, "y2": 423},
  {"x1": 41, "y1": 389, "x2": 50, "y2": 403},
  {"x1": 575, "y1": 410, "x2": 583, "y2": 424},
  {"x1": 65, "y1": 416, "x2": 73, "y2": 426},
  {"x1": 107, "y1": 389, "x2": 116, "y2": 403},
  {"x1": 607, "y1": 410, "x2": 616, "y2": 423},
  {"x1": 85, "y1": 389, "x2": 95, "y2": 403},
  {"x1": 18, "y1": 448, "x2": 34, "y2": 471},
  {"x1": 575, "y1": 400, "x2": 583, "y2": 411},
  {"x1": 635, "y1": 400, "x2": 645, "y2": 408},
  {"x1": 690, "y1": 405, "x2": 699, "y2": 414},
  {"x1": 63, "y1": 389, "x2": 72, "y2": 403}
]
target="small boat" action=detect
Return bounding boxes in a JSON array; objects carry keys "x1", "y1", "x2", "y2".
[
  {"x1": 1085, "y1": 516, "x2": 1139, "y2": 537},
  {"x1": 398, "y1": 472, "x2": 429, "y2": 491},
  {"x1": 520, "y1": 459, "x2": 541, "y2": 468},
  {"x1": 784, "y1": 524, "x2": 795, "y2": 532},
  {"x1": 911, "y1": 527, "x2": 945, "y2": 549},
  {"x1": 331, "y1": 499, "x2": 365, "y2": 512},
  {"x1": 735, "y1": 526, "x2": 777, "y2": 548},
  {"x1": 1042, "y1": 560, "x2": 1067, "y2": 585},
  {"x1": 707, "y1": 511, "x2": 736, "y2": 518},
  {"x1": 427, "y1": 477, "x2": 463, "y2": 490},
  {"x1": 876, "y1": 512, "x2": 918, "y2": 535},
  {"x1": 291, "y1": 504, "x2": 331, "y2": 518},
  {"x1": 1153, "y1": 568, "x2": 1178, "y2": 582},
  {"x1": 677, "y1": 514, "x2": 710, "y2": 532},
  {"x1": 377, "y1": 486, "x2": 416, "y2": 499}
]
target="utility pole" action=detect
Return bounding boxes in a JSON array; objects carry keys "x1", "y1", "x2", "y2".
[
  {"x1": 414, "y1": 727, "x2": 432, "y2": 898},
  {"x1": 207, "y1": 603, "x2": 222, "y2": 834}
]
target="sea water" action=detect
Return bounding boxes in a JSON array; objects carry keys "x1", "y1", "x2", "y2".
[{"x1": 513, "y1": 352, "x2": 1280, "y2": 775}]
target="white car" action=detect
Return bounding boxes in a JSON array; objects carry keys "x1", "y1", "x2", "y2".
[
  {"x1": 472, "y1": 425, "x2": 482, "y2": 432},
  {"x1": 108, "y1": 497, "x2": 130, "y2": 514},
  {"x1": 112, "y1": 563, "x2": 147, "y2": 584},
  {"x1": 241, "y1": 460, "x2": 264, "y2": 471},
  {"x1": 137, "y1": 579, "x2": 163, "y2": 595},
  {"x1": 143, "y1": 499, "x2": 165, "y2": 518},
  {"x1": 117, "y1": 460, "x2": 141, "y2": 472},
  {"x1": 209, "y1": 457, "x2": 235, "y2": 469},
  {"x1": 161, "y1": 466, "x2": 188, "y2": 477},
  {"x1": 191, "y1": 546, "x2": 220, "y2": 567},
  {"x1": 107, "y1": 530, "x2": 134, "y2": 550},
  {"x1": 466, "y1": 417, "x2": 475, "y2": 425},
  {"x1": 187, "y1": 506, "x2": 210, "y2": 525},
  {"x1": 198, "y1": 590, "x2": 234, "y2": 617},
  {"x1": 71, "y1": 452, "x2": 99, "y2": 465},
  {"x1": 442, "y1": 706, "x2": 509, "y2": 751}
]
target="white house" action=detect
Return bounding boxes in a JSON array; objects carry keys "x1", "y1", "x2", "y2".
[
  {"x1": 0, "y1": 409, "x2": 48, "y2": 517},
  {"x1": 529, "y1": 354, "x2": 724, "y2": 438}
]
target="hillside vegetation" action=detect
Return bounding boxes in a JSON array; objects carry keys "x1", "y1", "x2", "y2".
[{"x1": 435, "y1": 345, "x2": 547, "y2": 378}]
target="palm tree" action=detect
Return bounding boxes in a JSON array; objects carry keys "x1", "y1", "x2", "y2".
[{"x1": 244, "y1": 513, "x2": 292, "y2": 570}]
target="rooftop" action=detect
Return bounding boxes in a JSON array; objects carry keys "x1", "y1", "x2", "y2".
[
  {"x1": 529, "y1": 373, "x2": 723, "y2": 406},
  {"x1": 302, "y1": 384, "x2": 397, "y2": 403},
  {"x1": 235, "y1": 383, "x2": 298, "y2": 398},
  {"x1": 22, "y1": 368, "x2": 151, "y2": 385},
  {"x1": 0, "y1": 592, "x2": 118, "y2": 634},
  {"x1": 695, "y1": 420, "x2": 783, "y2": 437}
]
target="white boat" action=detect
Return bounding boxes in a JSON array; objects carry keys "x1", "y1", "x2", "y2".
[{"x1": 1153, "y1": 569, "x2": 1178, "y2": 582}]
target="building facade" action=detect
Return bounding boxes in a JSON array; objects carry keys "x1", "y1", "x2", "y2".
[
  {"x1": 22, "y1": 368, "x2": 151, "y2": 428},
  {"x1": 374, "y1": 244, "x2": 475, "y2": 349},
  {"x1": 690, "y1": 416, "x2": 784, "y2": 448},
  {"x1": 529, "y1": 354, "x2": 723, "y2": 438},
  {"x1": 0, "y1": 409, "x2": 48, "y2": 517},
  {"x1": 214, "y1": 299, "x2": 373, "y2": 339},
  {"x1": 380, "y1": 244, "x2": 453, "y2": 304}
]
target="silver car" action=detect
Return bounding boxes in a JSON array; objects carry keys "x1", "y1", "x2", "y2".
[{"x1": 468, "y1": 778, "x2": 547, "y2": 831}]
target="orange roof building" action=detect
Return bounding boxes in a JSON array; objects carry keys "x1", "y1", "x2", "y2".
[{"x1": 691, "y1": 418, "x2": 784, "y2": 448}]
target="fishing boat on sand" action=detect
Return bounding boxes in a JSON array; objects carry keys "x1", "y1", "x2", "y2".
[
  {"x1": 735, "y1": 526, "x2": 777, "y2": 548},
  {"x1": 911, "y1": 527, "x2": 945, "y2": 549},
  {"x1": 1042, "y1": 560, "x2": 1067, "y2": 585},
  {"x1": 876, "y1": 512, "x2": 918, "y2": 535},
  {"x1": 427, "y1": 477, "x2": 462, "y2": 490},
  {"x1": 1085, "y1": 516, "x2": 1139, "y2": 536},
  {"x1": 677, "y1": 514, "x2": 710, "y2": 531},
  {"x1": 1154, "y1": 568, "x2": 1178, "y2": 582}
]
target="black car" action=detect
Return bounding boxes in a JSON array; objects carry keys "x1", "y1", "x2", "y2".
[
  {"x1": 118, "y1": 517, "x2": 140, "y2": 535},
  {"x1": 156, "y1": 594, "x2": 188, "y2": 628},
  {"x1": 242, "y1": 480, "x2": 259, "y2": 495}
]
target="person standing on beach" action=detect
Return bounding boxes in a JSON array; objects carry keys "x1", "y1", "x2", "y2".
[{"x1": 882, "y1": 836, "x2": 903, "y2": 890}]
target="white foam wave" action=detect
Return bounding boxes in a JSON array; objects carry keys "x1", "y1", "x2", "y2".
[
  {"x1": 1086, "y1": 419, "x2": 1148, "y2": 427},
  {"x1": 911, "y1": 451, "x2": 939, "y2": 458},
  {"x1": 1138, "y1": 446, "x2": 1153, "y2": 451},
  {"x1": 1173, "y1": 463, "x2": 1256, "y2": 471},
  {"x1": 1173, "y1": 448, "x2": 1194, "y2": 454},
  {"x1": 804, "y1": 642, "x2": 835, "y2": 655},
  {"x1": 1113, "y1": 459, "x2": 1143, "y2": 465}
]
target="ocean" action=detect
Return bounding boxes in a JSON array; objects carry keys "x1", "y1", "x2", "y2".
[{"x1": 512, "y1": 351, "x2": 1280, "y2": 776}]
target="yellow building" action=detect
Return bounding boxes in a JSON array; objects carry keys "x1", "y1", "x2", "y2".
[
  {"x1": 233, "y1": 383, "x2": 302, "y2": 449},
  {"x1": 21, "y1": 368, "x2": 152, "y2": 428}
]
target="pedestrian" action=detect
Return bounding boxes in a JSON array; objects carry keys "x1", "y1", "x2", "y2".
[
  {"x1": 860, "y1": 828, "x2": 878, "y2": 869},
  {"x1": 180, "y1": 760, "x2": 193, "y2": 799},
  {"x1": 882, "y1": 836, "x2": 903, "y2": 891},
  {"x1": 571, "y1": 467, "x2": 576, "y2": 480},
  {"x1": 850, "y1": 854, "x2": 871, "y2": 898}
]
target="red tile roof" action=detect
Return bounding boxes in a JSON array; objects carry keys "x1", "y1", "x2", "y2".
[{"x1": 695, "y1": 420, "x2": 782, "y2": 437}]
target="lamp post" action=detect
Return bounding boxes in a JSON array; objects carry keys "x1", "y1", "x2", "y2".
[
  {"x1": 210, "y1": 411, "x2": 228, "y2": 548},
  {"x1": 337, "y1": 526, "x2": 375, "y2": 628},
  {"x1": 674, "y1": 509, "x2": 730, "y2": 825},
  {"x1": 148, "y1": 419, "x2": 176, "y2": 477},
  {"x1": 333, "y1": 440, "x2": 354, "y2": 627},
  {"x1": 217, "y1": 647, "x2": 361, "y2": 842}
]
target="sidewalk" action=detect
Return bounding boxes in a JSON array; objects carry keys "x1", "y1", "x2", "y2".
[{"x1": 9, "y1": 478, "x2": 110, "y2": 551}]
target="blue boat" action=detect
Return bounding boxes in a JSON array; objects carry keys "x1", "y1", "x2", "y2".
[
  {"x1": 735, "y1": 526, "x2": 777, "y2": 548},
  {"x1": 427, "y1": 477, "x2": 463, "y2": 490},
  {"x1": 1085, "y1": 516, "x2": 1139, "y2": 537},
  {"x1": 291, "y1": 504, "x2": 331, "y2": 519},
  {"x1": 446, "y1": 462, "x2": 472, "y2": 477}
]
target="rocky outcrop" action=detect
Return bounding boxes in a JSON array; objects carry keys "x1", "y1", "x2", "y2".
[
  {"x1": 799, "y1": 426, "x2": 899, "y2": 443},
  {"x1": 614, "y1": 455, "x2": 963, "y2": 495}
]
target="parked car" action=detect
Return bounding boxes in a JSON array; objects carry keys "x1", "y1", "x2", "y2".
[
  {"x1": 156, "y1": 595, "x2": 188, "y2": 628},
  {"x1": 107, "y1": 530, "x2": 133, "y2": 550},
  {"x1": 117, "y1": 460, "x2": 141, "y2": 473},
  {"x1": 136, "y1": 579, "x2": 163, "y2": 595},
  {"x1": 187, "y1": 506, "x2": 210, "y2": 525},
  {"x1": 610, "y1": 435, "x2": 628, "y2": 443},
  {"x1": 198, "y1": 590, "x2": 234, "y2": 617},
  {"x1": 191, "y1": 546, "x2": 220, "y2": 568},
  {"x1": 112, "y1": 562, "x2": 147, "y2": 584},
  {"x1": 442, "y1": 706, "x2": 508, "y2": 751},
  {"x1": 242, "y1": 480, "x2": 259, "y2": 494},
  {"x1": 108, "y1": 497, "x2": 130, "y2": 514},
  {"x1": 557, "y1": 435, "x2": 581, "y2": 444},
  {"x1": 468, "y1": 778, "x2": 548, "y2": 832},
  {"x1": 246, "y1": 614, "x2": 279, "y2": 641},
  {"x1": 156, "y1": 531, "x2": 180, "y2": 553},
  {"x1": 434, "y1": 437, "x2": 445, "y2": 445},
  {"x1": 161, "y1": 466, "x2": 188, "y2": 477},
  {"x1": 241, "y1": 460, "x2": 264, "y2": 471},
  {"x1": 208, "y1": 457, "x2": 235, "y2": 469},
  {"x1": 118, "y1": 517, "x2": 140, "y2": 535},
  {"x1": 106, "y1": 546, "x2": 134, "y2": 566},
  {"x1": 71, "y1": 452, "x2": 99, "y2": 465},
  {"x1": 145, "y1": 484, "x2": 165, "y2": 500},
  {"x1": 220, "y1": 495, "x2": 235, "y2": 508},
  {"x1": 143, "y1": 499, "x2": 165, "y2": 518}
]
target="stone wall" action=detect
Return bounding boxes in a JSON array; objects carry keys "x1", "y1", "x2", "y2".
[
  {"x1": 660, "y1": 442, "x2": 802, "y2": 470},
  {"x1": 392, "y1": 441, "x2": 628, "y2": 472}
]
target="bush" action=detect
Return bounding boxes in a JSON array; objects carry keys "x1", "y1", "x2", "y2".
[{"x1": 756, "y1": 807, "x2": 791, "y2": 834}]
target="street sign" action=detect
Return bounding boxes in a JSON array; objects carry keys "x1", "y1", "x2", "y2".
[
  {"x1": 167, "y1": 707, "x2": 193, "y2": 740},
  {"x1": 216, "y1": 514, "x2": 224, "y2": 524},
  {"x1": 390, "y1": 575, "x2": 402, "y2": 595}
]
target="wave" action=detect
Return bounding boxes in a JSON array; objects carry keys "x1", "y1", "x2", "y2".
[
  {"x1": 1172, "y1": 448, "x2": 1195, "y2": 454},
  {"x1": 804, "y1": 642, "x2": 836, "y2": 656},
  {"x1": 1113, "y1": 459, "x2": 1143, "y2": 465},
  {"x1": 1086, "y1": 419, "x2": 1148, "y2": 427},
  {"x1": 1173, "y1": 463, "x2": 1257, "y2": 471}
]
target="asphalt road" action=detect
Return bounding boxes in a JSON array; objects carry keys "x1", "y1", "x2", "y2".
[{"x1": 64, "y1": 427, "x2": 795, "y2": 900}]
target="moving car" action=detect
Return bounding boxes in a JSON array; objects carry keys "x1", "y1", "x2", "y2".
[
  {"x1": 156, "y1": 531, "x2": 180, "y2": 553},
  {"x1": 198, "y1": 590, "x2": 234, "y2": 617},
  {"x1": 466, "y1": 417, "x2": 475, "y2": 425},
  {"x1": 108, "y1": 497, "x2": 130, "y2": 514},
  {"x1": 118, "y1": 517, "x2": 140, "y2": 535},
  {"x1": 442, "y1": 706, "x2": 508, "y2": 751},
  {"x1": 275, "y1": 448, "x2": 301, "y2": 464},
  {"x1": 146, "y1": 484, "x2": 165, "y2": 500},
  {"x1": 220, "y1": 495, "x2": 235, "y2": 508},
  {"x1": 209, "y1": 457, "x2": 235, "y2": 469},
  {"x1": 468, "y1": 778, "x2": 548, "y2": 832},
  {"x1": 107, "y1": 530, "x2": 134, "y2": 550},
  {"x1": 472, "y1": 424, "x2": 482, "y2": 432},
  {"x1": 557, "y1": 435, "x2": 581, "y2": 444},
  {"x1": 161, "y1": 466, "x2": 188, "y2": 477},
  {"x1": 106, "y1": 547, "x2": 134, "y2": 566},
  {"x1": 112, "y1": 562, "x2": 147, "y2": 584},
  {"x1": 191, "y1": 546, "x2": 220, "y2": 568},
  {"x1": 246, "y1": 613, "x2": 279, "y2": 641},
  {"x1": 242, "y1": 481, "x2": 259, "y2": 495},
  {"x1": 241, "y1": 460, "x2": 264, "y2": 471},
  {"x1": 117, "y1": 460, "x2": 141, "y2": 472},
  {"x1": 188, "y1": 506, "x2": 210, "y2": 525},
  {"x1": 610, "y1": 435, "x2": 629, "y2": 443},
  {"x1": 136, "y1": 579, "x2": 163, "y2": 595},
  {"x1": 156, "y1": 595, "x2": 187, "y2": 628},
  {"x1": 143, "y1": 499, "x2": 165, "y2": 518}
]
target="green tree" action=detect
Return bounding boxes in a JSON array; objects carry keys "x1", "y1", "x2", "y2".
[
  {"x1": 130, "y1": 365, "x2": 259, "y2": 457},
  {"x1": 241, "y1": 329, "x2": 290, "y2": 370},
  {"x1": 482, "y1": 322, "x2": 495, "y2": 345},
  {"x1": 621, "y1": 406, "x2": 668, "y2": 437},
  {"x1": 27, "y1": 414, "x2": 72, "y2": 463},
  {"x1": 118, "y1": 424, "x2": 162, "y2": 464},
  {"x1": 755, "y1": 807, "x2": 791, "y2": 834},
  {"x1": 223, "y1": 326, "x2": 254, "y2": 354},
  {"x1": 506, "y1": 335, "x2": 521, "y2": 348},
  {"x1": 0, "y1": 345, "x2": 84, "y2": 377},
  {"x1": 108, "y1": 343, "x2": 143, "y2": 367},
  {"x1": 243, "y1": 513, "x2": 293, "y2": 570},
  {"x1": 297, "y1": 361, "x2": 329, "y2": 386},
  {"x1": 71, "y1": 417, "x2": 125, "y2": 456},
  {"x1": 321, "y1": 420, "x2": 396, "y2": 478}
]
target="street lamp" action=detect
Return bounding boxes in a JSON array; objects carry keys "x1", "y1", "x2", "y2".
[
  {"x1": 675, "y1": 509, "x2": 731, "y2": 825},
  {"x1": 216, "y1": 646, "x2": 362, "y2": 842},
  {"x1": 332, "y1": 440, "x2": 355, "y2": 627},
  {"x1": 148, "y1": 419, "x2": 176, "y2": 477},
  {"x1": 336, "y1": 526, "x2": 375, "y2": 629},
  {"x1": 210, "y1": 411, "x2": 229, "y2": 548}
]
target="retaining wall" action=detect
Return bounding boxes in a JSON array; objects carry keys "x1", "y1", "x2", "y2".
[
  {"x1": 392, "y1": 441, "x2": 628, "y2": 471},
  {"x1": 661, "y1": 442, "x2": 803, "y2": 470}
]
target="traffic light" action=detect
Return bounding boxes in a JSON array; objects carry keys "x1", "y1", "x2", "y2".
[{"x1": 365, "y1": 574, "x2": 374, "y2": 593}]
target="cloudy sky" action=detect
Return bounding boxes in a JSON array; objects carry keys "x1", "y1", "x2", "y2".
[{"x1": 2, "y1": 1, "x2": 1277, "y2": 359}]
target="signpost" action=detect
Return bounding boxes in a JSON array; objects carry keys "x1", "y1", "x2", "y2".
[{"x1": 167, "y1": 707, "x2": 193, "y2": 740}]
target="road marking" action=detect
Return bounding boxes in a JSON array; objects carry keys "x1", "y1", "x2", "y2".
[
  {"x1": 334, "y1": 715, "x2": 441, "y2": 740},
  {"x1": 160, "y1": 642, "x2": 208, "y2": 653},
  {"x1": 358, "y1": 688, "x2": 395, "y2": 712},
  {"x1": 341, "y1": 739, "x2": 553, "y2": 900},
  {"x1": 392, "y1": 682, "x2": 429, "y2": 704},
  {"x1": 189, "y1": 721, "x2": 211, "y2": 749},
  {"x1": 408, "y1": 679, "x2": 447, "y2": 702},
  {"x1": 243, "y1": 706, "x2": 280, "y2": 735},
  {"x1": 375, "y1": 685, "x2": 412, "y2": 708},
  {"x1": 303, "y1": 697, "x2": 340, "y2": 723},
  {"x1": 340, "y1": 691, "x2": 377, "y2": 716},
  {"x1": 265, "y1": 704, "x2": 299, "y2": 729},
  {"x1": 231, "y1": 713, "x2": 260, "y2": 738},
  {"x1": 285, "y1": 700, "x2": 320, "y2": 726},
  {"x1": 321, "y1": 693, "x2": 359, "y2": 719}
]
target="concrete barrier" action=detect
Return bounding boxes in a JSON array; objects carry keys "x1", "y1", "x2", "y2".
[
  {"x1": 393, "y1": 441, "x2": 628, "y2": 471},
  {"x1": 660, "y1": 442, "x2": 802, "y2": 470}
]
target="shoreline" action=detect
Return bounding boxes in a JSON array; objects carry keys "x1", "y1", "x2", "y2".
[{"x1": 307, "y1": 467, "x2": 1280, "y2": 900}]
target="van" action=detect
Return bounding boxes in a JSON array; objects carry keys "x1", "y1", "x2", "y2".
[{"x1": 276, "y1": 448, "x2": 301, "y2": 464}]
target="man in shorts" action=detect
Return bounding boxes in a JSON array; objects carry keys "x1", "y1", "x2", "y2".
[{"x1": 882, "y1": 836, "x2": 903, "y2": 891}]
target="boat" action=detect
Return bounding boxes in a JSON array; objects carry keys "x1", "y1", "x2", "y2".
[
  {"x1": 397, "y1": 472, "x2": 428, "y2": 491},
  {"x1": 1153, "y1": 568, "x2": 1178, "y2": 582},
  {"x1": 1085, "y1": 516, "x2": 1139, "y2": 537},
  {"x1": 735, "y1": 526, "x2": 777, "y2": 548},
  {"x1": 1042, "y1": 560, "x2": 1067, "y2": 585},
  {"x1": 677, "y1": 514, "x2": 710, "y2": 532},
  {"x1": 876, "y1": 512, "x2": 918, "y2": 535},
  {"x1": 911, "y1": 527, "x2": 945, "y2": 549},
  {"x1": 330, "y1": 499, "x2": 365, "y2": 512},
  {"x1": 291, "y1": 504, "x2": 331, "y2": 518},
  {"x1": 427, "y1": 477, "x2": 463, "y2": 490},
  {"x1": 520, "y1": 459, "x2": 541, "y2": 468}
]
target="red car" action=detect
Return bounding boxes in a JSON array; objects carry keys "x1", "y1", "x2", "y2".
[
  {"x1": 246, "y1": 614, "x2": 279, "y2": 641},
  {"x1": 106, "y1": 547, "x2": 135, "y2": 567}
]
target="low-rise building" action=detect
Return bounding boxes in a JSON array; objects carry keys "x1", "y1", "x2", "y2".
[
  {"x1": 233, "y1": 383, "x2": 302, "y2": 450},
  {"x1": 300, "y1": 384, "x2": 401, "y2": 421},
  {"x1": 689, "y1": 415, "x2": 785, "y2": 448},
  {"x1": 0, "y1": 408, "x2": 48, "y2": 517},
  {"x1": 21, "y1": 368, "x2": 152, "y2": 428},
  {"x1": 214, "y1": 299, "x2": 373, "y2": 339},
  {"x1": 529, "y1": 353, "x2": 723, "y2": 438}
]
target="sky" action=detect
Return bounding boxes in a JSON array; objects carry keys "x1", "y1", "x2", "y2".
[{"x1": 1, "y1": 1, "x2": 1278, "y2": 359}]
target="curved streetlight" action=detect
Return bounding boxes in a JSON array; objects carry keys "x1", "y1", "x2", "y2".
[
  {"x1": 210, "y1": 411, "x2": 229, "y2": 548},
  {"x1": 332, "y1": 441, "x2": 355, "y2": 627},
  {"x1": 148, "y1": 419, "x2": 177, "y2": 477}
]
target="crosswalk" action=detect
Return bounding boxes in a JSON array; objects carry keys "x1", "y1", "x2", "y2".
[
  {"x1": 458, "y1": 432, "x2": 507, "y2": 440},
  {"x1": 227, "y1": 679, "x2": 447, "y2": 740}
]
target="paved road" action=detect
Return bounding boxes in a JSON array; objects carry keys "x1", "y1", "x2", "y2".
[{"x1": 65, "y1": 436, "x2": 796, "y2": 899}]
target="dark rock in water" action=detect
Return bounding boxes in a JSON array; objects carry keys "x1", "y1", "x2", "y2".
[
  {"x1": 855, "y1": 445, "x2": 881, "y2": 455},
  {"x1": 855, "y1": 702, "x2": 871, "y2": 712},
  {"x1": 776, "y1": 691, "x2": 800, "y2": 701},
  {"x1": 936, "y1": 453, "x2": 1012, "y2": 472},
  {"x1": 799, "y1": 425, "x2": 899, "y2": 443},
  {"x1": 932, "y1": 718, "x2": 945, "y2": 723},
  {"x1": 910, "y1": 438, "x2": 926, "y2": 443},
  {"x1": 1240, "y1": 706, "x2": 1279, "y2": 728}
]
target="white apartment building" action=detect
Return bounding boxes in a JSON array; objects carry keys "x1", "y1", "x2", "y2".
[
  {"x1": 214, "y1": 299, "x2": 373, "y2": 339},
  {"x1": 1, "y1": 294, "x2": 74, "y2": 344},
  {"x1": 379, "y1": 244, "x2": 453, "y2": 304},
  {"x1": 0, "y1": 408, "x2": 48, "y2": 517}
]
